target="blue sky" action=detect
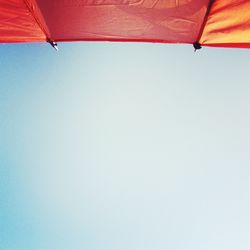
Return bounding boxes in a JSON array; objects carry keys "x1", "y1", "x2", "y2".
[{"x1": 1, "y1": 42, "x2": 250, "y2": 250}]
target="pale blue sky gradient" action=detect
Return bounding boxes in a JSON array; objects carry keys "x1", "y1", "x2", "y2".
[{"x1": 1, "y1": 43, "x2": 250, "y2": 250}]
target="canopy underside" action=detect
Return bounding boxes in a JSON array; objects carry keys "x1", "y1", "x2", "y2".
[{"x1": 0, "y1": 0, "x2": 250, "y2": 48}]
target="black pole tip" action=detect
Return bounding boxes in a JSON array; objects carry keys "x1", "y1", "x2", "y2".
[
  {"x1": 48, "y1": 40, "x2": 58, "y2": 51},
  {"x1": 193, "y1": 42, "x2": 202, "y2": 51}
]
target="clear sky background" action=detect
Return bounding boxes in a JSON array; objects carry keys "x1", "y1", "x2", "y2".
[{"x1": 1, "y1": 42, "x2": 250, "y2": 250}]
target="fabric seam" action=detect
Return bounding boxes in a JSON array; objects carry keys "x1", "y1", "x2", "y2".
[{"x1": 22, "y1": 0, "x2": 50, "y2": 41}]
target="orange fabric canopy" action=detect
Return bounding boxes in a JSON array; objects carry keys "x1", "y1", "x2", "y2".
[{"x1": 1, "y1": 0, "x2": 250, "y2": 48}]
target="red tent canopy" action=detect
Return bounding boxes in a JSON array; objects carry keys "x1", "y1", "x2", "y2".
[{"x1": 1, "y1": 0, "x2": 250, "y2": 48}]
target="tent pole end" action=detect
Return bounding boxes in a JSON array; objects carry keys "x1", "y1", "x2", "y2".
[
  {"x1": 48, "y1": 40, "x2": 58, "y2": 51},
  {"x1": 193, "y1": 42, "x2": 202, "y2": 52}
]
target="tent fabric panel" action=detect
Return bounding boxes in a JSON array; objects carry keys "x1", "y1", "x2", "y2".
[
  {"x1": 0, "y1": 0, "x2": 46, "y2": 42},
  {"x1": 200, "y1": 0, "x2": 250, "y2": 47},
  {"x1": 35, "y1": 0, "x2": 209, "y2": 44}
]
